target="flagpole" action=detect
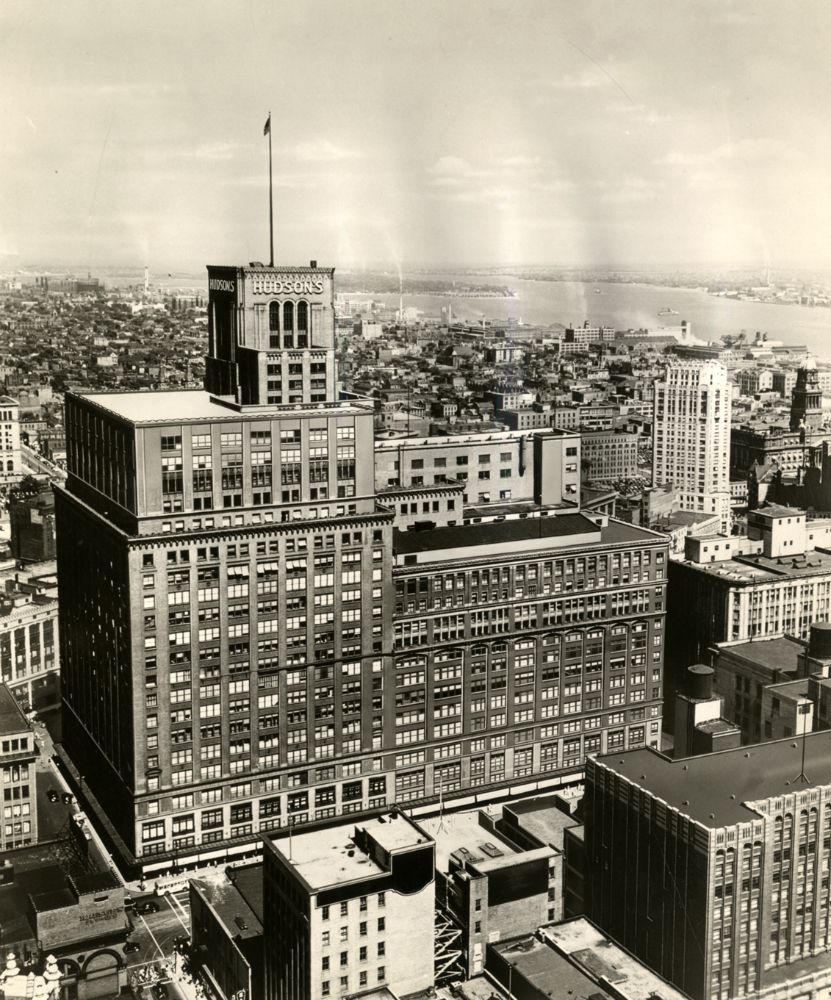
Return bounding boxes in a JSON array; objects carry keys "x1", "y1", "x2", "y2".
[{"x1": 267, "y1": 110, "x2": 274, "y2": 267}]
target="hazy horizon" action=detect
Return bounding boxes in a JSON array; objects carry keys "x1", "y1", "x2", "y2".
[{"x1": 4, "y1": 0, "x2": 831, "y2": 273}]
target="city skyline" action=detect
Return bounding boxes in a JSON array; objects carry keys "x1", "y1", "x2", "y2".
[{"x1": 3, "y1": 0, "x2": 831, "y2": 272}]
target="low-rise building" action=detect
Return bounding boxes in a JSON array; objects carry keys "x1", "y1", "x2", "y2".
[
  {"x1": 0, "y1": 860, "x2": 127, "y2": 1000},
  {"x1": 420, "y1": 804, "x2": 558, "y2": 978},
  {"x1": 262, "y1": 811, "x2": 435, "y2": 1000},
  {"x1": 190, "y1": 863, "x2": 263, "y2": 1000}
]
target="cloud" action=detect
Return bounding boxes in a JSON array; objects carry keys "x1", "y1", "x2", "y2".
[
  {"x1": 658, "y1": 138, "x2": 803, "y2": 168},
  {"x1": 426, "y1": 156, "x2": 490, "y2": 186},
  {"x1": 293, "y1": 139, "x2": 360, "y2": 162}
]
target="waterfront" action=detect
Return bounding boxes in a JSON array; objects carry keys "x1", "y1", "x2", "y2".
[
  {"x1": 361, "y1": 274, "x2": 831, "y2": 359},
  {"x1": 38, "y1": 265, "x2": 831, "y2": 359}
]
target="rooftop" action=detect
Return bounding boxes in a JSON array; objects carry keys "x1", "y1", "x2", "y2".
[
  {"x1": 489, "y1": 934, "x2": 614, "y2": 1000},
  {"x1": 192, "y1": 870, "x2": 263, "y2": 941},
  {"x1": 416, "y1": 807, "x2": 518, "y2": 872},
  {"x1": 75, "y1": 389, "x2": 370, "y2": 425},
  {"x1": 678, "y1": 546, "x2": 831, "y2": 584},
  {"x1": 505, "y1": 796, "x2": 580, "y2": 852},
  {"x1": 269, "y1": 812, "x2": 430, "y2": 892},
  {"x1": 595, "y1": 731, "x2": 831, "y2": 828},
  {"x1": 0, "y1": 683, "x2": 29, "y2": 737},
  {"x1": 716, "y1": 635, "x2": 804, "y2": 676},
  {"x1": 542, "y1": 918, "x2": 688, "y2": 1000},
  {"x1": 394, "y1": 511, "x2": 602, "y2": 557}
]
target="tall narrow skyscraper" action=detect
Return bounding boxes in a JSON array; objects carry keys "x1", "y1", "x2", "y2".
[{"x1": 653, "y1": 360, "x2": 732, "y2": 533}]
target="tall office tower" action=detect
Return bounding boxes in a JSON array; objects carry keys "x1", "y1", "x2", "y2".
[
  {"x1": 585, "y1": 735, "x2": 831, "y2": 1000},
  {"x1": 653, "y1": 360, "x2": 732, "y2": 534},
  {"x1": 56, "y1": 264, "x2": 390, "y2": 875},
  {"x1": 56, "y1": 257, "x2": 669, "y2": 879}
]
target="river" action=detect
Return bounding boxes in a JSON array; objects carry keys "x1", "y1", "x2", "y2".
[
  {"x1": 99, "y1": 267, "x2": 831, "y2": 360},
  {"x1": 352, "y1": 274, "x2": 831, "y2": 360}
]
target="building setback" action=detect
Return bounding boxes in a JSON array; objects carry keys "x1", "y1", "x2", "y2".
[
  {"x1": 585, "y1": 735, "x2": 831, "y2": 1000},
  {"x1": 55, "y1": 260, "x2": 668, "y2": 877}
]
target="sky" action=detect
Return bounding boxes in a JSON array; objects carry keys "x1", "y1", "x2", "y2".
[{"x1": 2, "y1": 0, "x2": 831, "y2": 273}]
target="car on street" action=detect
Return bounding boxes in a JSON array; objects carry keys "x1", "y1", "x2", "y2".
[
  {"x1": 123, "y1": 940, "x2": 140, "y2": 954},
  {"x1": 46, "y1": 789, "x2": 59, "y2": 802},
  {"x1": 134, "y1": 899, "x2": 161, "y2": 915},
  {"x1": 173, "y1": 935, "x2": 190, "y2": 951},
  {"x1": 61, "y1": 792, "x2": 74, "y2": 805}
]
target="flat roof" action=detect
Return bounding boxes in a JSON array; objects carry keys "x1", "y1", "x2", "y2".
[
  {"x1": 192, "y1": 872, "x2": 263, "y2": 941},
  {"x1": 505, "y1": 796, "x2": 579, "y2": 852},
  {"x1": 595, "y1": 731, "x2": 831, "y2": 828},
  {"x1": 416, "y1": 807, "x2": 518, "y2": 872},
  {"x1": 490, "y1": 934, "x2": 614, "y2": 1000},
  {"x1": 0, "y1": 684, "x2": 29, "y2": 736},
  {"x1": 394, "y1": 512, "x2": 601, "y2": 555},
  {"x1": 717, "y1": 635, "x2": 803, "y2": 676},
  {"x1": 75, "y1": 389, "x2": 369, "y2": 425},
  {"x1": 678, "y1": 547, "x2": 831, "y2": 584},
  {"x1": 270, "y1": 812, "x2": 429, "y2": 891},
  {"x1": 543, "y1": 918, "x2": 688, "y2": 1000}
]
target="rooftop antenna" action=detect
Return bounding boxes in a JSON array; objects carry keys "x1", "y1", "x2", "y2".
[
  {"x1": 792, "y1": 730, "x2": 811, "y2": 785},
  {"x1": 436, "y1": 776, "x2": 447, "y2": 835}
]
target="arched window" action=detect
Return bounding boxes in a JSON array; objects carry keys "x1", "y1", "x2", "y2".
[
  {"x1": 269, "y1": 302, "x2": 279, "y2": 331},
  {"x1": 297, "y1": 300, "x2": 308, "y2": 347},
  {"x1": 283, "y1": 302, "x2": 294, "y2": 331}
]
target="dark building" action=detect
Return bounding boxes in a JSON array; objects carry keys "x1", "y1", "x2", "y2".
[
  {"x1": 585, "y1": 735, "x2": 831, "y2": 1000},
  {"x1": 9, "y1": 486, "x2": 57, "y2": 564}
]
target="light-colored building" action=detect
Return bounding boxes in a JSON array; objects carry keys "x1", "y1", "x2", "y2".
[
  {"x1": 653, "y1": 360, "x2": 732, "y2": 533},
  {"x1": 262, "y1": 811, "x2": 435, "y2": 1000},
  {"x1": 374, "y1": 427, "x2": 581, "y2": 508},
  {"x1": 0, "y1": 396, "x2": 22, "y2": 484},
  {"x1": 666, "y1": 507, "x2": 831, "y2": 714},
  {"x1": 0, "y1": 683, "x2": 38, "y2": 851},
  {"x1": 0, "y1": 571, "x2": 60, "y2": 713}
]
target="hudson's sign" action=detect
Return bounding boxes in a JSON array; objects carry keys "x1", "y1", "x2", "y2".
[{"x1": 250, "y1": 276, "x2": 325, "y2": 296}]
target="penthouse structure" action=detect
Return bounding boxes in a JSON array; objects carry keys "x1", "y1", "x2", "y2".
[
  {"x1": 585, "y1": 735, "x2": 831, "y2": 1000},
  {"x1": 56, "y1": 257, "x2": 668, "y2": 877}
]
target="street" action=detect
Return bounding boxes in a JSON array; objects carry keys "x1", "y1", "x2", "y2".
[{"x1": 125, "y1": 888, "x2": 193, "y2": 1000}]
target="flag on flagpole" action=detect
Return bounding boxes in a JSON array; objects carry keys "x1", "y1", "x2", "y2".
[{"x1": 263, "y1": 113, "x2": 271, "y2": 136}]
